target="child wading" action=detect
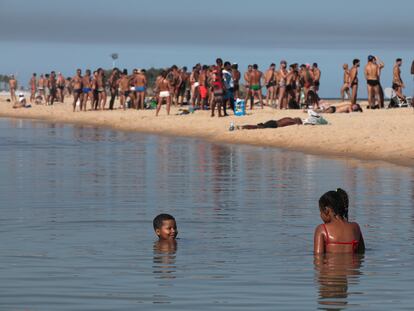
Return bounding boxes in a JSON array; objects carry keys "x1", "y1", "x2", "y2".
[{"x1": 314, "y1": 189, "x2": 365, "y2": 254}]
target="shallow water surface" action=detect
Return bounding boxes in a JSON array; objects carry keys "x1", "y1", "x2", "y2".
[{"x1": 0, "y1": 118, "x2": 413, "y2": 310}]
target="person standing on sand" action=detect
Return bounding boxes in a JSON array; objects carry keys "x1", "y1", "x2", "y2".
[
  {"x1": 96, "y1": 68, "x2": 106, "y2": 110},
  {"x1": 364, "y1": 55, "x2": 381, "y2": 109},
  {"x1": 393, "y1": 58, "x2": 404, "y2": 94},
  {"x1": 374, "y1": 56, "x2": 385, "y2": 108},
  {"x1": 37, "y1": 74, "x2": 46, "y2": 103},
  {"x1": 231, "y1": 64, "x2": 241, "y2": 100},
  {"x1": 108, "y1": 68, "x2": 120, "y2": 110},
  {"x1": 278, "y1": 61, "x2": 288, "y2": 109},
  {"x1": 29, "y1": 73, "x2": 37, "y2": 104},
  {"x1": 312, "y1": 63, "x2": 321, "y2": 94},
  {"x1": 118, "y1": 69, "x2": 130, "y2": 110},
  {"x1": 349, "y1": 59, "x2": 360, "y2": 106},
  {"x1": 244, "y1": 65, "x2": 253, "y2": 105},
  {"x1": 8, "y1": 75, "x2": 17, "y2": 103},
  {"x1": 222, "y1": 61, "x2": 234, "y2": 115},
  {"x1": 81, "y1": 69, "x2": 92, "y2": 111},
  {"x1": 155, "y1": 71, "x2": 172, "y2": 116},
  {"x1": 198, "y1": 65, "x2": 209, "y2": 110},
  {"x1": 49, "y1": 71, "x2": 58, "y2": 105},
  {"x1": 247, "y1": 64, "x2": 263, "y2": 110},
  {"x1": 264, "y1": 63, "x2": 277, "y2": 107},
  {"x1": 71, "y1": 69, "x2": 83, "y2": 112},
  {"x1": 56, "y1": 72, "x2": 66, "y2": 103},
  {"x1": 340, "y1": 64, "x2": 350, "y2": 101},
  {"x1": 133, "y1": 69, "x2": 147, "y2": 110},
  {"x1": 190, "y1": 65, "x2": 200, "y2": 109}
]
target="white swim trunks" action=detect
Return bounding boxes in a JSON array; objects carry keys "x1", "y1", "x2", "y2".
[{"x1": 159, "y1": 91, "x2": 170, "y2": 98}]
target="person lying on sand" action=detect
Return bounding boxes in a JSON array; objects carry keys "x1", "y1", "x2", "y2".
[
  {"x1": 235, "y1": 117, "x2": 303, "y2": 130},
  {"x1": 13, "y1": 93, "x2": 31, "y2": 109},
  {"x1": 308, "y1": 102, "x2": 363, "y2": 114}
]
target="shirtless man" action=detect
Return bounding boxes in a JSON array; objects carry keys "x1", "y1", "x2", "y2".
[
  {"x1": 155, "y1": 71, "x2": 172, "y2": 116},
  {"x1": 49, "y1": 71, "x2": 58, "y2": 105},
  {"x1": 177, "y1": 67, "x2": 189, "y2": 106},
  {"x1": 44, "y1": 74, "x2": 51, "y2": 105},
  {"x1": 167, "y1": 65, "x2": 181, "y2": 107},
  {"x1": 264, "y1": 63, "x2": 277, "y2": 107},
  {"x1": 244, "y1": 65, "x2": 253, "y2": 106},
  {"x1": 313, "y1": 102, "x2": 363, "y2": 114},
  {"x1": 37, "y1": 74, "x2": 46, "y2": 103},
  {"x1": 71, "y1": 69, "x2": 83, "y2": 112},
  {"x1": 285, "y1": 64, "x2": 297, "y2": 107},
  {"x1": 247, "y1": 64, "x2": 263, "y2": 109},
  {"x1": 81, "y1": 69, "x2": 92, "y2": 111},
  {"x1": 56, "y1": 72, "x2": 66, "y2": 103},
  {"x1": 232, "y1": 63, "x2": 241, "y2": 99},
  {"x1": 364, "y1": 55, "x2": 381, "y2": 109},
  {"x1": 29, "y1": 73, "x2": 37, "y2": 103},
  {"x1": 118, "y1": 69, "x2": 130, "y2": 110},
  {"x1": 340, "y1": 64, "x2": 350, "y2": 101},
  {"x1": 133, "y1": 69, "x2": 147, "y2": 110},
  {"x1": 96, "y1": 68, "x2": 106, "y2": 110},
  {"x1": 374, "y1": 56, "x2": 385, "y2": 108},
  {"x1": 392, "y1": 58, "x2": 404, "y2": 94},
  {"x1": 108, "y1": 68, "x2": 119, "y2": 110},
  {"x1": 312, "y1": 63, "x2": 321, "y2": 94},
  {"x1": 349, "y1": 59, "x2": 360, "y2": 106},
  {"x1": 91, "y1": 71, "x2": 99, "y2": 110},
  {"x1": 190, "y1": 65, "x2": 200, "y2": 108},
  {"x1": 301, "y1": 64, "x2": 314, "y2": 108},
  {"x1": 198, "y1": 65, "x2": 209, "y2": 110},
  {"x1": 8, "y1": 75, "x2": 17, "y2": 102},
  {"x1": 278, "y1": 61, "x2": 288, "y2": 109}
]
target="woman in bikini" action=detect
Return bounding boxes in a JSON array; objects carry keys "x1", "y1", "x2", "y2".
[{"x1": 314, "y1": 189, "x2": 365, "y2": 254}]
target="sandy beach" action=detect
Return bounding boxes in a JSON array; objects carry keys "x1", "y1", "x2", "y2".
[{"x1": 1, "y1": 96, "x2": 413, "y2": 167}]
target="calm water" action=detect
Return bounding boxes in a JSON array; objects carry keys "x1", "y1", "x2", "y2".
[{"x1": 0, "y1": 118, "x2": 413, "y2": 310}]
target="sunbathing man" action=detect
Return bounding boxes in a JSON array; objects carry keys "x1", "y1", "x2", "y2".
[
  {"x1": 393, "y1": 58, "x2": 404, "y2": 94},
  {"x1": 8, "y1": 75, "x2": 17, "y2": 103},
  {"x1": 312, "y1": 102, "x2": 363, "y2": 113},
  {"x1": 71, "y1": 69, "x2": 83, "y2": 112},
  {"x1": 236, "y1": 117, "x2": 303, "y2": 130},
  {"x1": 81, "y1": 69, "x2": 92, "y2": 111},
  {"x1": 247, "y1": 64, "x2": 263, "y2": 109},
  {"x1": 340, "y1": 64, "x2": 350, "y2": 101},
  {"x1": 29, "y1": 73, "x2": 37, "y2": 103},
  {"x1": 155, "y1": 71, "x2": 172, "y2": 116},
  {"x1": 349, "y1": 59, "x2": 360, "y2": 106},
  {"x1": 118, "y1": 69, "x2": 130, "y2": 110},
  {"x1": 312, "y1": 63, "x2": 321, "y2": 94},
  {"x1": 364, "y1": 55, "x2": 381, "y2": 109},
  {"x1": 232, "y1": 64, "x2": 241, "y2": 99},
  {"x1": 264, "y1": 63, "x2": 277, "y2": 107}
]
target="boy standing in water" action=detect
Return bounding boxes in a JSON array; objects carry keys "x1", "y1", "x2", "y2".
[{"x1": 153, "y1": 214, "x2": 178, "y2": 241}]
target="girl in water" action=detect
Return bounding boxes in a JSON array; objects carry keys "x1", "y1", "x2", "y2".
[{"x1": 314, "y1": 189, "x2": 365, "y2": 254}]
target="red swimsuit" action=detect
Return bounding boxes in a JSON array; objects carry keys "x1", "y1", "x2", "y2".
[{"x1": 323, "y1": 224, "x2": 359, "y2": 253}]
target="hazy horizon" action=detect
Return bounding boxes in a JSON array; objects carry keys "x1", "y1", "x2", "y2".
[{"x1": 1, "y1": 0, "x2": 413, "y2": 97}]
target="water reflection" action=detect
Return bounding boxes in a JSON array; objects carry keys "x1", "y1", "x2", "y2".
[
  {"x1": 314, "y1": 254, "x2": 364, "y2": 310},
  {"x1": 153, "y1": 240, "x2": 177, "y2": 280}
]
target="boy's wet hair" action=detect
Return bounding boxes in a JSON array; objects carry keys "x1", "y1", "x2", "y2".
[
  {"x1": 253, "y1": 64, "x2": 258, "y2": 69},
  {"x1": 153, "y1": 214, "x2": 175, "y2": 231},
  {"x1": 319, "y1": 188, "x2": 349, "y2": 219},
  {"x1": 353, "y1": 59, "x2": 360, "y2": 65}
]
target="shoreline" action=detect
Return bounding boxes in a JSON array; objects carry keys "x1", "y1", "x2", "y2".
[{"x1": 1, "y1": 97, "x2": 414, "y2": 167}]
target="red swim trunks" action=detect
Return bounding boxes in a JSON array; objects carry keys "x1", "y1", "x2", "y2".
[{"x1": 199, "y1": 85, "x2": 208, "y2": 99}]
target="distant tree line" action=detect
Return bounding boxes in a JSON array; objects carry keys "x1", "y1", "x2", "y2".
[{"x1": 0, "y1": 74, "x2": 11, "y2": 91}]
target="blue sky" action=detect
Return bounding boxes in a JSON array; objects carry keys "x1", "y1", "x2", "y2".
[{"x1": 0, "y1": 0, "x2": 413, "y2": 97}]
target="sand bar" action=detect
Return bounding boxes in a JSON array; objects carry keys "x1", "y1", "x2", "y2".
[{"x1": 1, "y1": 96, "x2": 414, "y2": 167}]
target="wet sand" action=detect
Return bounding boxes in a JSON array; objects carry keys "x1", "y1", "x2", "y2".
[{"x1": 1, "y1": 96, "x2": 413, "y2": 167}]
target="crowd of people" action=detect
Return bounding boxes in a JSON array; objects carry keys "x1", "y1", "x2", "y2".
[{"x1": 7, "y1": 57, "x2": 413, "y2": 116}]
